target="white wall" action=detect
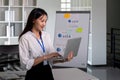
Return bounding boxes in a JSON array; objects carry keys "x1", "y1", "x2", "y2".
[
  {"x1": 89, "y1": 0, "x2": 106, "y2": 65},
  {"x1": 37, "y1": 0, "x2": 61, "y2": 43}
]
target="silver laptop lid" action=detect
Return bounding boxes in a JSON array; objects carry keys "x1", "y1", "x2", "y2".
[{"x1": 64, "y1": 37, "x2": 81, "y2": 58}]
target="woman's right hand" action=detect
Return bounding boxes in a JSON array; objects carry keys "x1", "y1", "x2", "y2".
[{"x1": 43, "y1": 52, "x2": 60, "y2": 60}]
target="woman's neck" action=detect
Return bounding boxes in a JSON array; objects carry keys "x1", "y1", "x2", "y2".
[{"x1": 32, "y1": 28, "x2": 40, "y2": 39}]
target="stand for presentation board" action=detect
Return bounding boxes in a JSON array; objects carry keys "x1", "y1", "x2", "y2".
[{"x1": 53, "y1": 11, "x2": 90, "y2": 68}]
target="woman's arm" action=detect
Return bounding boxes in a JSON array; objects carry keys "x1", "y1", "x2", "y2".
[
  {"x1": 33, "y1": 52, "x2": 59, "y2": 66},
  {"x1": 33, "y1": 56, "x2": 44, "y2": 66},
  {"x1": 19, "y1": 37, "x2": 35, "y2": 70}
]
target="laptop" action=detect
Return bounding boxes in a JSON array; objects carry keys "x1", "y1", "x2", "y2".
[{"x1": 55, "y1": 37, "x2": 81, "y2": 60}]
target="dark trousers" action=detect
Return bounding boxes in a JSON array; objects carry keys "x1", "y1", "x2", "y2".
[{"x1": 25, "y1": 62, "x2": 54, "y2": 80}]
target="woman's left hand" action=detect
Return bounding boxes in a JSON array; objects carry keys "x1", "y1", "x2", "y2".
[{"x1": 67, "y1": 51, "x2": 73, "y2": 61}]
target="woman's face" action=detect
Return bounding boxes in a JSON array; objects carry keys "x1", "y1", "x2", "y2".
[{"x1": 33, "y1": 15, "x2": 47, "y2": 31}]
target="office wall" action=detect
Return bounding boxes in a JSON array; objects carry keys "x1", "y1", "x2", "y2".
[
  {"x1": 37, "y1": 0, "x2": 61, "y2": 43},
  {"x1": 107, "y1": 0, "x2": 120, "y2": 32},
  {"x1": 89, "y1": 0, "x2": 106, "y2": 65}
]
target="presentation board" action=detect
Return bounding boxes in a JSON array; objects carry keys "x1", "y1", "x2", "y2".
[{"x1": 54, "y1": 11, "x2": 90, "y2": 68}]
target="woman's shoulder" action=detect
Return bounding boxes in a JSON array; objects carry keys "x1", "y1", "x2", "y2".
[{"x1": 20, "y1": 31, "x2": 33, "y2": 40}]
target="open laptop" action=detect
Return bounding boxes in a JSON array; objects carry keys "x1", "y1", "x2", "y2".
[{"x1": 55, "y1": 37, "x2": 81, "y2": 60}]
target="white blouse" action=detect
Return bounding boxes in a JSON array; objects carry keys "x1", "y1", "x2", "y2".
[{"x1": 19, "y1": 31, "x2": 56, "y2": 70}]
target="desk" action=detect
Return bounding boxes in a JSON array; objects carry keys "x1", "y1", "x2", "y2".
[
  {"x1": 53, "y1": 68, "x2": 99, "y2": 80},
  {"x1": 0, "y1": 68, "x2": 99, "y2": 80}
]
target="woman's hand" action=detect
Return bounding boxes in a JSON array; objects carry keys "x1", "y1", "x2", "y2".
[
  {"x1": 33, "y1": 52, "x2": 59, "y2": 66},
  {"x1": 51, "y1": 52, "x2": 60, "y2": 57},
  {"x1": 52, "y1": 51, "x2": 73, "y2": 64},
  {"x1": 43, "y1": 52, "x2": 60, "y2": 60},
  {"x1": 67, "y1": 51, "x2": 73, "y2": 61}
]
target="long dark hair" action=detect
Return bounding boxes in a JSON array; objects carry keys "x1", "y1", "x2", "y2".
[{"x1": 19, "y1": 8, "x2": 48, "y2": 39}]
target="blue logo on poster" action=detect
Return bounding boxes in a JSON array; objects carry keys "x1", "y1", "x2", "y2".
[
  {"x1": 56, "y1": 48, "x2": 61, "y2": 52},
  {"x1": 68, "y1": 19, "x2": 79, "y2": 23},
  {"x1": 58, "y1": 33, "x2": 62, "y2": 38},
  {"x1": 68, "y1": 20, "x2": 71, "y2": 23}
]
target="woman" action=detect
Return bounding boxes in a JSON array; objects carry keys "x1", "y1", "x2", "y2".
[{"x1": 19, "y1": 8, "x2": 73, "y2": 80}]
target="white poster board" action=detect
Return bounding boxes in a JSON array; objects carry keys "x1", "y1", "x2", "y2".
[{"x1": 54, "y1": 11, "x2": 90, "y2": 68}]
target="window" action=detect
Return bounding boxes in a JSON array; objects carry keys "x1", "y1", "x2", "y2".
[
  {"x1": 61, "y1": 0, "x2": 71, "y2": 11},
  {"x1": 61, "y1": 0, "x2": 92, "y2": 11}
]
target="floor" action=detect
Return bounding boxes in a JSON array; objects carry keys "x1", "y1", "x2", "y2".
[
  {"x1": 87, "y1": 66, "x2": 120, "y2": 80},
  {"x1": 0, "y1": 65, "x2": 120, "y2": 80}
]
